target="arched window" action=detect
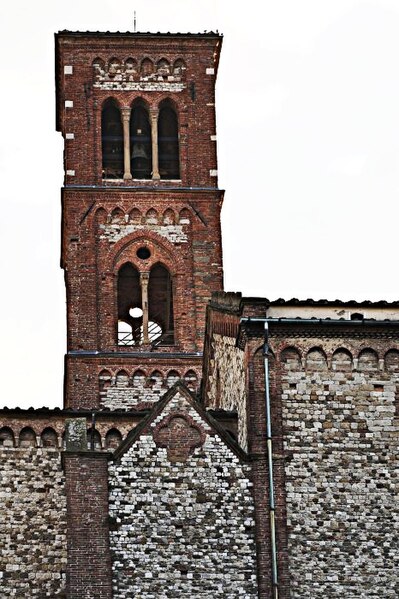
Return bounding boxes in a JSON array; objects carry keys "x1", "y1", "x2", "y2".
[
  {"x1": 117, "y1": 263, "x2": 142, "y2": 346},
  {"x1": 101, "y1": 99, "x2": 123, "y2": 179},
  {"x1": 130, "y1": 100, "x2": 152, "y2": 179},
  {"x1": 158, "y1": 100, "x2": 180, "y2": 179},
  {"x1": 148, "y1": 263, "x2": 174, "y2": 345},
  {"x1": 116, "y1": 261, "x2": 174, "y2": 347}
]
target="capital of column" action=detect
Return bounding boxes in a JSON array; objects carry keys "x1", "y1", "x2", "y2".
[
  {"x1": 121, "y1": 107, "x2": 131, "y2": 122},
  {"x1": 140, "y1": 272, "x2": 150, "y2": 288}
]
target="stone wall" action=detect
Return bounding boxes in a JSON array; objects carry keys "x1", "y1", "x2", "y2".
[
  {"x1": 206, "y1": 333, "x2": 247, "y2": 449},
  {"x1": 108, "y1": 389, "x2": 257, "y2": 598},
  {"x1": 275, "y1": 338, "x2": 399, "y2": 598},
  {"x1": 0, "y1": 447, "x2": 67, "y2": 597}
]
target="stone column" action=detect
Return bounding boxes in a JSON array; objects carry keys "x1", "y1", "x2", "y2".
[
  {"x1": 121, "y1": 107, "x2": 132, "y2": 180},
  {"x1": 150, "y1": 109, "x2": 160, "y2": 180},
  {"x1": 140, "y1": 272, "x2": 150, "y2": 343}
]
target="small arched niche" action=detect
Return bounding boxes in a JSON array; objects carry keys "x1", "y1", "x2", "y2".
[
  {"x1": 101, "y1": 99, "x2": 123, "y2": 179},
  {"x1": 332, "y1": 348, "x2": 353, "y2": 372},
  {"x1": 105, "y1": 428, "x2": 123, "y2": 450},
  {"x1": 87, "y1": 428, "x2": 102, "y2": 450},
  {"x1": 280, "y1": 347, "x2": 301, "y2": 371},
  {"x1": 0, "y1": 426, "x2": 15, "y2": 448},
  {"x1": 306, "y1": 348, "x2": 328, "y2": 372},
  {"x1": 184, "y1": 370, "x2": 198, "y2": 392},
  {"x1": 116, "y1": 370, "x2": 130, "y2": 387},
  {"x1": 130, "y1": 99, "x2": 152, "y2": 179},
  {"x1": 358, "y1": 349, "x2": 379, "y2": 372},
  {"x1": 19, "y1": 427, "x2": 37, "y2": 448},
  {"x1": 41, "y1": 427, "x2": 58, "y2": 448},
  {"x1": 158, "y1": 99, "x2": 180, "y2": 179},
  {"x1": 167, "y1": 370, "x2": 180, "y2": 387},
  {"x1": 385, "y1": 349, "x2": 399, "y2": 372}
]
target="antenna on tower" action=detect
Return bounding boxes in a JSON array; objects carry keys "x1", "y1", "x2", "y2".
[{"x1": 134, "y1": 11, "x2": 137, "y2": 33}]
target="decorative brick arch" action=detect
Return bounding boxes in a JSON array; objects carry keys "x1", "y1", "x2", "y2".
[{"x1": 111, "y1": 229, "x2": 185, "y2": 275}]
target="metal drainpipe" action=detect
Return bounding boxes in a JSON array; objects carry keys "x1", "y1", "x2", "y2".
[{"x1": 240, "y1": 318, "x2": 279, "y2": 598}]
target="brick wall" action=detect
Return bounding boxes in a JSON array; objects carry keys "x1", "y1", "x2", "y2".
[
  {"x1": 64, "y1": 453, "x2": 112, "y2": 599},
  {"x1": 56, "y1": 33, "x2": 222, "y2": 188},
  {"x1": 65, "y1": 354, "x2": 202, "y2": 409}
]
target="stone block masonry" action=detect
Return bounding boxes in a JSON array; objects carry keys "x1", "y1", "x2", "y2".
[
  {"x1": 0, "y1": 447, "x2": 67, "y2": 597},
  {"x1": 108, "y1": 388, "x2": 258, "y2": 598},
  {"x1": 272, "y1": 334, "x2": 399, "y2": 598}
]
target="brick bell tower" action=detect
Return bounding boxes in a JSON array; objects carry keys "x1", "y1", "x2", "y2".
[{"x1": 55, "y1": 31, "x2": 224, "y2": 410}]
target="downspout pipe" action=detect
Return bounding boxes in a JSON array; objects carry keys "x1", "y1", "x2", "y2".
[{"x1": 240, "y1": 317, "x2": 279, "y2": 599}]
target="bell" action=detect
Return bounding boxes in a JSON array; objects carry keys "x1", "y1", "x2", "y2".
[{"x1": 132, "y1": 143, "x2": 149, "y2": 159}]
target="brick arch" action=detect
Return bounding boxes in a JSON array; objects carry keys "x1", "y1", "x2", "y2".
[
  {"x1": 111, "y1": 207, "x2": 126, "y2": 223},
  {"x1": 99, "y1": 95, "x2": 123, "y2": 111},
  {"x1": 358, "y1": 348, "x2": 379, "y2": 371},
  {"x1": 111, "y1": 229, "x2": 185, "y2": 275},
  {"x1": 332, "y1": 347, "x2": 353, "y2": 372},
  {"x1": 158, "y1": 95, "x2": 180, "y2": 114},
  {"x1": 140, "y1": 57, "x2": 154, "y2": 75},
  {"x1": 95, "y1": 207, "x2": 107, "y2": 226},
  {"x1": 130, "y1": 95, "x2": 151, "y2": 111},
  {"x1": 306, "y1": 347, "x2": 328, "y2": 371},
  {"x1": 384, "y1": 348, "x2": 399, "y2": 372}
]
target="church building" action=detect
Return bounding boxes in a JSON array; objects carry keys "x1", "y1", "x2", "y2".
[{"x1": 0, "y1": 31, "x2": 397, "y2": 599}]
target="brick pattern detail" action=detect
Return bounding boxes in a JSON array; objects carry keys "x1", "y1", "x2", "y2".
[
  {"x1": 108, "y1": 390, "x2": 258, "y2": 598},
  {"x1": 64, "y1": 453, "x2": 112, "y2": 599},
  {"x1": 65, "y1": 355, "x2": 202, "y2": 410},
  {"x1": 0, "y1": 447, "x2": 67, "y2": 597}
]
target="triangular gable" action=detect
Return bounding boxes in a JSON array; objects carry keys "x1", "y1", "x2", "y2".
[{"x1": 112, "y1": 381, "x2": 248, "y2": 462}]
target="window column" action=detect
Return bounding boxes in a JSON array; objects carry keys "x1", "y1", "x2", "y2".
[
  {"x1": 140, "y1": 272, "x2": 150, "y2": 343},
  {"x1": 121, "y1": 107, "x2": 132, "y2": 180},
  {"x1": 150, "y1": 109, "x2": 160, "y2": 180}
]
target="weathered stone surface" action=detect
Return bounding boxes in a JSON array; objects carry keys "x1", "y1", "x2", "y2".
[
  {"x1": 65, "y1": 418, "x2": 87, "y2": 451},
  {"x1": 206, "y1": 333, "x2": 247, "y2": 449},
  {"x1": 277, "y1": 338, "x2": 399, "y2": 598},
  {"x1": 108, "y1": 390, "x2": 257, "y2": 598},
  {"x1": 0, "y1": 447, "x2": 67, "y2": 597}
]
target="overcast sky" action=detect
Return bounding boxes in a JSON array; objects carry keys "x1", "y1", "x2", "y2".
[{"x1": 1, "y1": 0, "x2": 398, "y2": 408}]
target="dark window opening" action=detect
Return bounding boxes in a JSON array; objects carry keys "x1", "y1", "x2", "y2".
[
  {"x1": 117, "y1": 262, "x2": 174, "y2": 347},
  {"x1": 101, "y1": 99, "x2": 123, "y2": 179},
  {"x1": 158, "y1": 101, "x2": 180, "y2": 179},
  {"x1": 117, "y1": 263, "x2": 142, "y2": 346},
  {"x1": 130, "y1": 101, "x2": 152, "y2": 179},
  {"x1": 148, "y1": 263, "x2": 174, "y2": 345},
  {"x1": 137, "y1": 247, "x2": 151, "y2": 260}
]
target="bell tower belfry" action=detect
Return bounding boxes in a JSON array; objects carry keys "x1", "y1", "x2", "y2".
[{"x1": 55, "y1": 31, "x2": 224, "y2": 410}]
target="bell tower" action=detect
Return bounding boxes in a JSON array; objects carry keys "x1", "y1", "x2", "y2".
[{"x1": 55, "y1": 31, "x2": 224, "y2": 410}]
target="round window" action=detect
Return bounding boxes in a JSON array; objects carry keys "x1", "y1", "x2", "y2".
[{"x1": 136, "y1": 247, "x2": 151, "y2": 259}]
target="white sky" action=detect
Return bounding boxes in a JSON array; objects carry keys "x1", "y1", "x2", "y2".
[{"x1": 0, "y1": 0, "x2": 398, "y2": 408}]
